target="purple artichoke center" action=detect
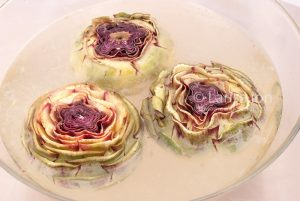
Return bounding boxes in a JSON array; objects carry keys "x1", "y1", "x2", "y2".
[
  {"x1": 58, "y1": 102, "x2": 103, "y2": 133},
  {"x1": 95, "y1": 22, "x2": 149, "y2": 58},
  {"x1": 186, "y1": 82, "x2": 227, "y2": 116}
]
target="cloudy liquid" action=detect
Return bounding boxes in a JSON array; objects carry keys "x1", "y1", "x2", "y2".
[{"x1": 0, "y1": 0, "x2": 282, "y2": 200}]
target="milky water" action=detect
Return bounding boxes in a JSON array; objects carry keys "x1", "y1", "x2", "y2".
[{"x1": 0, "y1": 0, "x2": 282, "y2": 200}]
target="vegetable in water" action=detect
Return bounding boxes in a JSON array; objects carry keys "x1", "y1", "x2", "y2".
[
  {"x1": 23, "y1": 83, "x2": 141, "y2": 186},
  {"x1": 141, "y1": 62, "x2": 263, "y2": 154},
  {"x1": 71, "y1": 12, "x2": 172, "y2": 92}
]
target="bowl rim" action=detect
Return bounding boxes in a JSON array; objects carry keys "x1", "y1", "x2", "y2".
[
  {"x1": 193, "y1": 0, "x2": 300, "y2": 200},
  {"x1": 193, "y1": 117, "x2": 300, "y2": 201},
  {"x1": 0, "y1": 0, "x2": 299, "y2": 201}
]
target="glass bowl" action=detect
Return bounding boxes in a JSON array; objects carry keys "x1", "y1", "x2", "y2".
[{"x1": 0, "y1": 0, "x2": 299, "y2": 200}]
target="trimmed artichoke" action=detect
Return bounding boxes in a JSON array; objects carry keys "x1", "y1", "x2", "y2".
[
  {"x1": 71, "y1": 12, "x2": 171, "y2": 92},
  {"x1": 23, "y1": 83, "x2": 141, "y2": 186},
  {"x1": 141, "y1": 62, "x2": 263, "y2": 154}
]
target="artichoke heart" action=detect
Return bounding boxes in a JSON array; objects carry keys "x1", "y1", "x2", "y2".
[
  {"x1": 71, "y1": 12, "x2": 172, "y2": 92},
  {"x1": 141, "y1": 62, "x2": 264, "y2": 154},
  {"x1": 23, "y1": 83, "x2": 141, "y2": 186}
]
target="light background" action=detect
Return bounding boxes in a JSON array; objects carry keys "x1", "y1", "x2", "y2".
[{"x1": 0, "y1": 0, "x2": 299, "y2": 201}]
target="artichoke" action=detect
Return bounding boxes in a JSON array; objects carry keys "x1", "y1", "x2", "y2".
[
  {"x1": 141, "y1": 62, "x2": 263, "y2": 154},
  {"x1": 71, "y1": 12, "x2": 171, "y2": 93},
  {"x1": 23, "y1": 83, "x2": 141, "y2": 186}
]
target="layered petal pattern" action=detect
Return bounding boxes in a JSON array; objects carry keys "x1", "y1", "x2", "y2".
[
  {"x1": 71, "y1": 12, "x2": 172, "y2": 92},
  {"x1": 23, "y1": 83, "x2": 141, "y2": 183},
  {"x1": 141, "y1": 63, "x2": 263, "y2": 154}
]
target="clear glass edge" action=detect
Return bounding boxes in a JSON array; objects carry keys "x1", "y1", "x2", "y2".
[
  {"x1": 0, "y1": 0, "x2": 12, "y2": 10},
  {"x1": 0, "y1": 0, "x2": 298, "y2": 201}
]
